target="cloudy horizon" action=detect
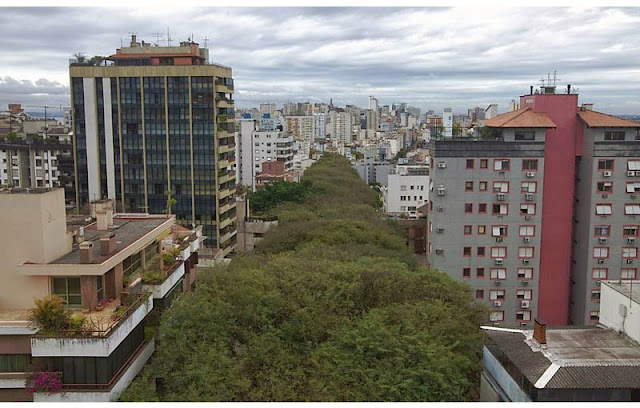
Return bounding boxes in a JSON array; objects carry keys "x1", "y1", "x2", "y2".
[{"x1": 1, "y1": 7, "x2": 639, "y2": 115}]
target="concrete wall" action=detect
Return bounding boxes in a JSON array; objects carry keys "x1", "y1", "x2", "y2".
[
  {"x1": 483, "y1": 346, "x2": 531, "y2": 402},
  {"x1": 599, "y1": 282, "x2": 640, "y2": 345}
]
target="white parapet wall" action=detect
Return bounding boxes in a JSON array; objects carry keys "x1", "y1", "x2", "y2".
[
  {"x1": 599, "y1": 281, "x2": 640, "y2": 344},
  {"x1": 34, "y1": 339, "x2": 155, "y2": 402},
  {"x1": 142, "y1": 263, "x2": 185, "y2": 299},
  {"x1": 31, "y1": 294, "x2": 153, "y2": 357}
]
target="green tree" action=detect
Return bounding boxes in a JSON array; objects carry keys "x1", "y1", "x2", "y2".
[{"x1": 452, "y1": 121, "x2": 462, "y2": 137}]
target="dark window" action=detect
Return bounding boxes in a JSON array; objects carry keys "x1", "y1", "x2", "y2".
[
  {"x1": 463, "y1": 247, "x2": 472, "y2": 256},
  {"x1": 466, "y1": 159, "x2": 474, "y2": 169},
  {"x1": 463, "y1": 268, "x2": 471, "y2": 278},
  {"x1": 477, "y1": 247, "x2": 486, "y2": 256},
  {"x1": 515, "y1": 131, "x2": 535, "y2": 141},
  {"x1": 522, "y1": 159, "x2": 538, "y2": 170},
  {"x1": 598, "y1": 159, "x2": 614, "y2": 170},
  {"x1": 464, "y1": 203, "x2": 473, "y2": 213},
  {"x1": 480, "y1": 159, "x2": 488, "y2": 169},
  {"x1": 51, "y1": 277, "x2": 82, "y2": 307},
  {"x1": 604, "y1": 131, "x2": 625, "y2": 141},
  {"x1": 479, "y1": 203, "x2": 487, "y2": 213},
  {"x1": 465, "y1": 181, "x2": 473, "y2": 191},
  {"x1": 475, "y1": 289, "x2": 484, "y2": 299}
]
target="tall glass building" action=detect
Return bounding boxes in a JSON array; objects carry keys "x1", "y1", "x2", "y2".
[{"x1": 70, "y1": 35, "x2": 237, "y2": 254}]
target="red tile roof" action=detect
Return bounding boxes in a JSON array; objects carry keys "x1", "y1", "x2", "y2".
[
  {"x1": 484, "y1": 107, "x2": 556, "y2": 128},
  {"x1": 577, "y1": 109, "x2": 640, "y2": 128}
]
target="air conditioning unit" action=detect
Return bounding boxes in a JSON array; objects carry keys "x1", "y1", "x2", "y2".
[
  {"x1": 526, "y1": 172, "x2": 535, "y2": 178},
  {"x1": 628, "y1": 237, "x2": 637, "y2": 244},
  {"x1": 494, "y1": 258, "x2": 504, "y2": 265},
  {"x1": 628, "y1": 171, "x2": 635, "y2": 177},
  {"x1": 525, "y1": 215, "x2": 532, "y2": 221},
  {"x1": 435, "y1": 249, "x2": 444, "y2": 255},
  {"x1": 525, "y1": 194, "x2": 535, "y2": 201},
  {"x1": 598, "y1": 237, "x2": 608, "y2": 244},
  {"x1": 436, "y1": 227, "x2": 444, "y2": 233},
  {"x1": 494, "y1": 280, "x2": 502, "y2": 286},
  {"x1": 437, "y1": 188, "x2": 446, "y2": 196},
  {"x1": 523, "y1": 259, "x2": 530, "y2": 264},
  {"x1": 603, "y1": 171, "x2": 612, "y2": 177},
  {"x1": 437, "y1": 162, "x2": 446, "y2": 169},
  {"x1": 597, "y1": 258, "x2": 605, "y2": 264},
  {"x1": 521, "y1": 280, "x2": 529, "y2": 286},
  {"x1": 493, "y1": 301, "x2": 502, "y2": 307},
  {"x1": 496, "y1": 193, "x2": 506, "y2": 201},
  {"x1": 626, "y1": 259, "x2": 634, "y2": 264},
  {"x1": 523, "y1": 237, "x2": 531, "y2": 243},
  {"x1": 520, "y1": 322, "x2": 529, "y2": 327},
  {"x1": 521, "y1": 300, "x2": 530, "y2": 309},
  {"x1": 495, "y1": 237, "x2": 504, "y2": 243},
  {"x1": 436, "y1": 206, "x2": 444, "y2": 212}
]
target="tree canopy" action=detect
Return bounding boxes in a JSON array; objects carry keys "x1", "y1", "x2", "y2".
[{"x1": 121, "y1": 153, "x2": 485, "y2": 402}]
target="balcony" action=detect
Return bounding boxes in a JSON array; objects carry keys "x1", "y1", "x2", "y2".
[
  {"x1": 218, "y1": 171, "x2": 235, "y2": 185},
  {"x1": 30, "y1": 293, "x2": 153, "y2": 357},
  {"x1": 141, "y1": 259, "x2": 186, "y2": 300},
  {"x1": 218, "y1": 200, "x2": 235, "y2": 215}
]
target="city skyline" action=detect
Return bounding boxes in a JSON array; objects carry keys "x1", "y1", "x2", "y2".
[{"x1": 0, "y1": 7, "x2": 639, "y2": 114}]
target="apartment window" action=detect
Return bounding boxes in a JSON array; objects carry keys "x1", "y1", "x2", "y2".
[
  {"x1": 464, "y1": 203, "x2": 473, "y2": 213},
  {"x1": 492, "y1": 225, "x2": 507, "y2": 237},
  {"x1": 491, "y1": 268, "x2": 507, "y2": 279},
  {"x1": 591, "y1": 290, "x2": 601, "y2": 302},
  {"x1": 622, "y1": 268, "x2": 637, "y2": 280},
  {"x1": 522, "y1": 159, "x2": 538, "y2": 170},
  {"x1": 628, "y1": 160, "x2": 640, "y2": 171},
  {"x1": 493, "y1": 204, "x2": 508, "y2": 215},
  {"x1": 51, "y1": 277, "x2": 82, "y2": 307},
  {"x1": 589, "y1": 311, "x2": 600, "y2": 321},
  {"x1": 516, "y1": 289, "x2": 533, "y2": 300},
  {"x1": 623, "y1": 226, "x2": 639, "y2": 236},
  {"x1": 400, "y1": 185, "x2": 407, "y2": 191},
  {"x1": 479, "y1": 181, "x2": 488, "y2": 191},
  {"x1": 594, "y1": 225, "x2": 611, "y2": 236},
  {"x1": 625, "y1": 204, "x2": 640, "y2": 215},
  {"x1": 520, "y1": 204, "x2": 535, "y2": 215},
  {"x1": 477, "y1": 247, "x2": 486, "y2": 257},
  {"x1": 518, "y1": 247, "x2": 534, "y2": 258},
  {"x1": 494, "y1": 159, "x2": 510, "y2": 171},
  {"x1": 593, "y1": 247, "x2": 609, "y2": 258},
  {"x1": 480, "y1": 159, "x2": 488, "y2": 169},
  {"x1": 515, "y1": 131, "x2": 535, "y2": 141},
  {"x1": 518, "y1": 268, "x2": 533, "y2": 279},
  {"x1": 519, "y1": 225, "x2": 535, "y2": 236},
  {"x1": 493, "y1": 181, "x2": 509, "y2": 193},
  {"x1": 0, "y1": 354, "x2": 31, "y2": 372},
  {"x1": 476, "y1": 267, "x2": 485, "y2": 278},
  {"x1": 490, "y1": 311, "x2": 504, "y2": 322},
  {"x1": 597, "y1": 181, "x2": 613, "y2": 193},
  {"x1": 465, "y1": 181, "x2": 474, "y2": 192},
  {"x1": 489, "y1": 290, "x2": 506, "y2": 300},
  {"x1": 521, "y1": 181, "x2": 537, "y2": 193},
  {"x1": 626, "y1": 182, "x2": 640, "y2": 193},
  {"x1": 516, "y1": 310, "x2": 532, "y2": 321},
  {"x1": 479, "y1": 203, "x2": 487, "y2": 213},
  {"x1": 463, "y1": 268, "x2": 471, "y2": 278},
  {"x1": 478, "y1": 225, "x2": 486, "y2": 235},
  {"x1": 463, "y1": 247, "x2": 472, "y2": 257},
  {"x1": 466, "y1": 159, "x2": 474, "y2": 169},
  {"x1": 596, "y1": 204, "x2": 612, "y2": 215},
  {"x1": 475, "y1": 289, "x2": 484, "y2": 299},
  {"x1": 597, "y1": 159, "x2": 614, "y2": 171},
  {"x1": 464, "y1": 225, "x2": 472, "y2": 235},
  {"x1": 491, "y1": 247, "x2": 507, "y2": 258},
  {"x1": 604, "y1": 131, "x2": 625, "y2": 141},
  {"x1": 410, "y1": 186, "x2": 415, "y2": 190},
  {"x1": 623, "y1": 247, "x2": 638, "y2": 258},
  {"x1": 592, "y1": 268, "x2": 608, "y2": 279},
  {"x1": 123, "y1": 251, "x2": 142, "y2": 279}
]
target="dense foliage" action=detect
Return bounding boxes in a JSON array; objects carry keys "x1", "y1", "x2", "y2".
[
  {"x1": 248, "y1": 179, "x2": 315, "y2": 214},
  {"x1": 122, "y1": 153, "x2": 485, "y2": 402}
]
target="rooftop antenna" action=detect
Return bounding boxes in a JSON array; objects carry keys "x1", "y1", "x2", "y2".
[
  {"x1": 203, "y1": 36, "x2": 209, "y2": 48},
  {"x1": 166, "y1": 26, "x2": 172, "y2": 47},
  {"x1": 552, "y1": 70, "x2": 559, "y2": 86},
  {"x1": 151, "y1": 32, "x2": 164, "y2": 46}
]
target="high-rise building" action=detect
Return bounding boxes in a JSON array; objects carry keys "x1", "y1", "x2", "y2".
[
  {"x1": 426, "y1": 83, "x2": 640, "y2": 327},
  {"x1": 259, "y1": 103, "x2": 278, "y2": 118},
  {"x1": 327, "y1": 111, "x2": 353, "y2": 144},
  {"x1": 69, "y1": 35, "x2": 237, "y2": 255},
  {"x1": 369, "y1": 96, "x2": 378, "y2": 112}
]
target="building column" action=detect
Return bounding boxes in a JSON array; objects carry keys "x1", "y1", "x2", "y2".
[
  {"x1": 104, "y1": 267, "x2": 116, "y2": 299},
  {"x1": 114, "y1": 263, "x2": 124, "y2": 295},
  {"x1": 80, "y1": 275, "x2": 98, "y2": 310}
]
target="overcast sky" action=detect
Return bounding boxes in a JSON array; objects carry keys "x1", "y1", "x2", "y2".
[{"x1": 1, "y1": 7, "x2": 639, "y2": 115}]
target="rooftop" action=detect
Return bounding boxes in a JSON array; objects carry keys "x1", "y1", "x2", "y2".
[
  {"x1": 578, "y1": 109, "x2": 640, "y2": 128},
  {"x1": 0, "y1": 187, "x2": 57, "y2": 195},
  {"x1": 484, "y1": 326, "x2": 640, "y2": 389},
  {"x1": 602, "y1": 281, "x2": 640, "y2": 304},
  {"x1": 484, "y1": 107, "x2": 556, "y2": 129},
  {"x1": 50, "y1": 215, "x2": 170, "y2": 265}
]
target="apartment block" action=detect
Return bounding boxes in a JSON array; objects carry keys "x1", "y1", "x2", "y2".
[
  {"x1": 427, "y1": 83, "x2": 640, "y2": 327},
  {"x1": 383, "y1": 165, "x2": 429, "y2": 218},
  {"x1": 0, "y1": 188, "x2": 202, "y2": 401},
  {"x1": 327, "y1": 111, "x2": 353, "y2": 144},
  {"x1": 69, "y1": 35, "x2": 237, "y2": 255}
]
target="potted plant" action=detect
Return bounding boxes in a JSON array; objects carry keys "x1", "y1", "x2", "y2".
[{"x1": 27, "y1": 371, "x2": 63, "y2": 395}]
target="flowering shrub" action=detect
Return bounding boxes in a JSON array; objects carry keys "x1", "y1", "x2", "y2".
[{"x1": 27, "y1": 371, "x2": 63, "y2": 395}]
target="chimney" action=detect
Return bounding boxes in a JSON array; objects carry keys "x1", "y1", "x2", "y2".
[
  {"x1": 96, "y1": 209, "x2": 113, "y2": 231},
  {"x1": 581, "y1": 103, "x2": 594, "y2": 111},
  {"x1": 530, "y1": 85, "x2": 533, "y2": 95},
  {"x1": 100, "y1": 232, "x2": 117, "y2": 256},
  {"x1": 79, "y1": 241, "x2": 94, "y2": 264},
  {"x1": 533, "y1": 318, "x2": 547, "y2": 345},
  {"x1": 567, "y1": 84, "x2": 571, "y2": 94}
]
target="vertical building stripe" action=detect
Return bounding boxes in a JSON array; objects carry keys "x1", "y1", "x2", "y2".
[
  {"x1": 140, "y1": 76, "x2": 148, "y2": 212},
  {"x1": 116, "y1": 78, "x2": 125, "y2": 210},
  {"x1": 83, "y1": 77, "x2": 100, "y2": 202},
  {"x1": 188, "y1": 76, "x2": 196, "y2": 226},
  {"x1": 102, "y1": 77, "x2": 116, "y2": 200}
]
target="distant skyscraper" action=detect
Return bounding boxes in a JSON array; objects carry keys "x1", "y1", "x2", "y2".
[{"x1": 369, "y1": 96, "x2": 379, "y2": 112}]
